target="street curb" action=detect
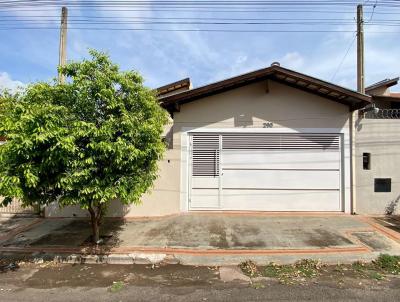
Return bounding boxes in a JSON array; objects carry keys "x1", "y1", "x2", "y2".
[
  {"x1": 0, "y1": 251, "x2": 181, "y2": 265},
  {"x1": 0, "y1": 249, "x2": 381, "y2": 266},
  {"x1": 0, "y1": 245, "x2": 371, "y2": 266}
]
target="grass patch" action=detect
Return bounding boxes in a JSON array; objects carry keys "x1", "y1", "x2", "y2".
[
  {"x1": 368, "y1": 271, "x2": 384, "y2": 281},
  {"x1": 263, "y1": 263, "x2": 281, "y2": 278},
  {"x1": 241, "y1": 259, "x2": 322, "y2": 284},
  {"x1": 262, "y1": 259, "x2": 322, "y2": 284},
  {"x1": 352, "y1": 261, "x2": 368, "y2": 273},
  {"x1": 251, "y1": 282, "x2": 265, "y2": 289},
  {"x1": 109, "y1": 281, "x2": 125, "y2": 293},
  {"x1": 240, "y1": 260, "x2": 261, "y2": 278},
  {"x1": 373, "y1": 254, "x2": 400, "y2": 275},
  {"x1": 239, "y1": 254, "x2": 400, "y2": 285}
]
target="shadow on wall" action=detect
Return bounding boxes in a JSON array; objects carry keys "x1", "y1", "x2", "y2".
[
  {"x1": 163, "y1": 124, "x2": 174, "y2": 149},
  {"x1": 385, "y1": 194, "x2": 400, "y2": 215},
  {"x1": 355, "y1": 114, "x2": 363, "y2": 132},
  {"x1": 45, "y1": 199, "x2": 131, "y2": 218},
  {"x1": 106, "y1": 200, "x2": 131, "y2": 217},
  {"x1": 175, "y1": 80, "x2": 349, "y2": 131}
]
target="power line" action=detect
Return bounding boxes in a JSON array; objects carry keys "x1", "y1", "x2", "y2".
[
  {"x1": 1, "y1": 17, "x2": 400, "y2": 26},
  {"x1": 0, "y1": 27, "x2": 397, "y2": 33},
  {"x1": 1, "y1": 0, "x2": 400, "y2": 8},
  {"x1": 366, "y1": 0, "x2": 379, "y2": 23},
  {"x1": 0, "y1": 1, "x2": 398, "y2": 32},
  {"x1": 331, "y1": 32, "x2": 357, "y2": 81},
  {"x1": 1, "y1": 15, "x2": 399, "y2": 21},
  {"x1": 1, "y1": 20, "x2": 400, "y2": 26},
  {"x1": 0, "y1": 8, "x2": 396, "y2": 13}
]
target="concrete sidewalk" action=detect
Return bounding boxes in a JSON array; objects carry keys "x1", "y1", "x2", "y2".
[{"x1": 1, "y1": 214, "x2": 400, "y2": 265}]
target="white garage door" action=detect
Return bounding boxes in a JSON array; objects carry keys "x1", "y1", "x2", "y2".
[{"x1": 189, "y1": 133, "x2": 342, "y2": 212}]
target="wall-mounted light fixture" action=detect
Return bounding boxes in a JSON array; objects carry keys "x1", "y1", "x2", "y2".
[{"x1": 359, "y1": 103, "x2": 379, "y2": 116}]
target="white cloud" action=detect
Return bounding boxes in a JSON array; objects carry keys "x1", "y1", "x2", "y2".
[
  {"x1": 5, "y1": 3, "x2": 59, "y2": 26},
  {"x1": 95, "y1": 0, "x2": 154, "y2": 29},
  {"x1": 3, "y1": 3, "x2": 399, "y2": 94},
  {"x1": 280, "y1": 52, "x2": 305, "y2": 70},
  {"x1": 0, "y1": 72, "x2": 25, "y2": 91}
]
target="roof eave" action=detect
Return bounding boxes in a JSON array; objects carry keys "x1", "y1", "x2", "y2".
[
  {"x1": 372, "y1": 95, "x2": 400, "y2": 103},
  {"x1": 160, "y1": 65, "x2": 371, "y2": 112},
  {"x1": 366, "y1": 77, "x2": 399, "y2": 93}
]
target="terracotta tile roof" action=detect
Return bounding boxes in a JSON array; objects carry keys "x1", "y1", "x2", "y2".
[
  {"x1": 156, "y1": 78, "x2": 191, "y2": 96},
  {"x1": 366, "y1": 78, "x2": 399, "y2": 93}
]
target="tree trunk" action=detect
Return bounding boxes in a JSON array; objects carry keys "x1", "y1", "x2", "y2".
[
  {"x1": 88, "y1": 203, "x2": 103, "y2": 244},
  {"x1": 91, "y1": 216, "x2": 100, "y2": 243}
]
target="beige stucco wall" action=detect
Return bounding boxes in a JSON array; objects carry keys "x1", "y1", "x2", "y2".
[
  {"x1": 354, "y1": 117, "x2": 400, "y2": 215},
  {"x1": 46, "y1": 79, "x2": 351, "y2": 217},
  {"x1": 367, "y1": 86, "x2": 390, "y2": 97},
  {"x1": 174, "y1": 80, "x2": 349, "y2": 130}
]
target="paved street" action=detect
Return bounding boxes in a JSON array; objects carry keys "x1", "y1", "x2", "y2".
[
  {"x1": 0, "y1": 262, "x2": 399, "y2": 302},
  {"x1": 1, "y1": 216, "x2": 400, "y2": 300}
]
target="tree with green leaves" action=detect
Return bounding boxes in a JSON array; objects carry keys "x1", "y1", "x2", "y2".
[{"x1": 0, "y1": 50, "x2": 168, "y2": 243}]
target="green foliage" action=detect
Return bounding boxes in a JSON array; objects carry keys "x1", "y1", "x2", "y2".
[
  {"x1": 239, "y1": 260, "x2": 261, "y2": 278},
  {"x1": 373, "y1": 254, "x2": 400, "y2": 274},
  {"x1": 368, "y1": 271, "x2": 384, "y2": 280},
  {"x1": 240, "y1": 259, "x2": 323, "y2": 284},
  {"x1": 351, "y1": 255, "x2": 400, "y2": 277},
  {"x1": 0, "y1": 50, "x2": 168, "y2": 215},
  {"x1": 240, "y1": 256, "x2": 400, "y2": 286},
  {"x1": 262, "y1": 259, "x2": 322, "y2": 283},
  {"x1": 250, "y1": 282, "x2": 265, "y2": 289},
  {"x1": 109, "y1": 281, "x2": 125, "y2": 293},
  {"x1": 351, "y1": 260, "x2": 367, "y2": 272}
]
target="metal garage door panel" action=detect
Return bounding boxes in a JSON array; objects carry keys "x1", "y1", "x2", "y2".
[
  {"x1": 222, "y1": 189, "x2": 341, "y2": 211},
  {"x1": 223, "y1": 170, "x2": 340, "y2": 190},
  {"x1": 191, "y1": 177, "x2": 219, "y2": 189},
  {"x1": 222, "y1": 150, "x2": 340, "y2": 170},
  {"x1": 190, "y1": 189, "x2": 220, "y2": 208},
  {"x1": 189, "y1": 132, "x2": 343, "y2": 212}
]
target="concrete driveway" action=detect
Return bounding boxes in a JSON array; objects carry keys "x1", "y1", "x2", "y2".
[{"x1": 1, "y1": 213, "x2": 400, "y2": 265}]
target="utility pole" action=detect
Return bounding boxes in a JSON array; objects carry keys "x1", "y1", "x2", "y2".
[
  {"x1": 357, "y1": 4, "x2": 364, "y2": 94},
  {"x1": 58, "y1": 6, "x2": 68, "y2": 84}
]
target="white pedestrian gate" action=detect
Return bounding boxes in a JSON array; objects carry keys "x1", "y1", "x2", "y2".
[{"x1": 189, "y1": 132, "x2": 342, "y2": 212}]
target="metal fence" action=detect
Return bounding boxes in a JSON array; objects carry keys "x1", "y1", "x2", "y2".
[{"x1": 364, "y1": 108, "x2": 400, "y2": 119}]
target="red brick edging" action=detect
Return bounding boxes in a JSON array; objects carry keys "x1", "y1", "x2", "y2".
[
  {"x1": 357, "y1": 216, "x2": 400, "y2": 243},
  {"x1": 0, "y1": 244, "x2": 369, "y2": 256}
]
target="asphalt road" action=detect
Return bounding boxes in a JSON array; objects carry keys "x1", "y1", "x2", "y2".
[
  {"x1": 1, "y1": 283, "x2": 400, "y2": 302},
  {"x1": 0, "y1": 262, "x2": 399, "y2": 302}
]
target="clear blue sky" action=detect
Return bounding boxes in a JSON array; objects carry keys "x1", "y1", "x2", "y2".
[{"x1": 0, "y1": 1, "x2": 399, "y2": 91}]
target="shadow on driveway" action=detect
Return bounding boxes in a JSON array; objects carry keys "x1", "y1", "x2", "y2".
[{"x1": 0, "y1": 214, "x2": 388, "y2": 251}]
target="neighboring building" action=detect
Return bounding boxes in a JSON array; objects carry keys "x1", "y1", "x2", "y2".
[
  {"x1": 156, "y1": 78, "x2": 192, "y2": 98},
  {"x1": 46, "y1": 63, "x2": 372, "y2": 217},
  {"x1": 355, "y1": 78, "x2": 400, "y2": 215}
]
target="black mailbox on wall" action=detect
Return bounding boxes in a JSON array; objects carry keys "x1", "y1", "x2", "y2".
[{"x1": 374, "y1": 178, "x2": 391, "y2": 192}]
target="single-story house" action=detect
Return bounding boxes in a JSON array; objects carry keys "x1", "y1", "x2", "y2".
[
  {"x1": 3, "y1": 63, "x2": 399, "y2": 217},
  {"x1": 45, "y1": 62, "x2": 384, "y2": 217}
]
